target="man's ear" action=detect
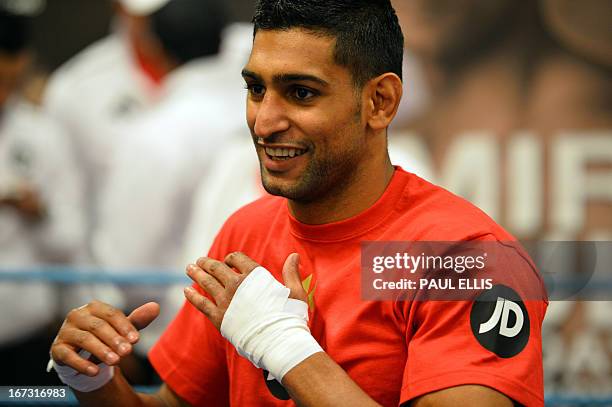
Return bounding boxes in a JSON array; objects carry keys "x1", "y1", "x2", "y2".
[{"x1": 364, "y1": 73, "x2": 403, "y2": 131}]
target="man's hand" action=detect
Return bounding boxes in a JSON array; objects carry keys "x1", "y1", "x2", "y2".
[
  {"x1": 50, "y1": 301, "x2": 160, "y2": 376},
  {"x1": 184, "y1": 252, "x2": 306, "y2": 330},
  {"x1": 0, "y1": 186, "x2": 46, "y2": 221},
  {"x1": 185, "y1": 251, "x2": 322, "y2": 383},
  {"x1": 185, "y1": 254, "x2": 381, "y2": 406}
]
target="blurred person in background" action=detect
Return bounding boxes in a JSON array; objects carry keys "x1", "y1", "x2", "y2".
[
  {"x1": 44, "y1": 0, "x2": 252, "y2": 303},
  {"x1": 392, "y1": 0, "x2": 612, "y2": 395},
  {"x1": 44, "y1": 0, "x2": 188, "y2": 263},
  {"x1": 0, "y1": 2, "x2": 84, "y2": 385},
  {"x1": 44, "y1": 0, "x2": 219, "y2": 384},
  {"x1": 90, "y1": 0, "x2": 248, "y2": 384}
]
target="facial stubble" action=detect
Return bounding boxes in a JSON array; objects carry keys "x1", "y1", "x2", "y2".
[{"x1": 258, "y1": 101, "x2": 364, "y2": 204}]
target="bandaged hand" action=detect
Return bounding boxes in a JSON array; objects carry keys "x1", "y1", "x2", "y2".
[{"x1": 184, "y1": 252, "x2": 323, "y2": 381}]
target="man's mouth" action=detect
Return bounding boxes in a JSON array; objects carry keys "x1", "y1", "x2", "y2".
[{"x1": 264, "y1": 146, "x2": 308, "y2": 161}]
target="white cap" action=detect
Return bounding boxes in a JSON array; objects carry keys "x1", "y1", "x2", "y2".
[
  {"x1": 119, "y1": 0, "x2": 171, "y2": 16},
  {"x1": 0, "y1": 0, "x2": 46, "y2": 16}
]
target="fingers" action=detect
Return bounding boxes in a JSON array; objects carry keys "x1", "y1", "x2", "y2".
[
  {"x1": 87, "y1": 301, "x2": 139, "y2": 343},
  {"x1": 186, "y1": 257, "x2": 249, "y2": 330},
  {"x1": 282, "y1": 253, "x2": 308, "y2": 302},
  {"x1": 187, "y1": 263, "x2": 225, "y2": 300},
  {"x1": 51, "y1": 344, "x2": 100, "y2": 377},
  {"x1": 185, "y1": 252, "x2": 306, "y2": 331},
  {"x1": 196, "y1": 257, "x2": 238, "y2": 287},
  {"x1": 71, "y1": 316, "x2": 132, "y2": 358},
  {"x1": 127, "y1": 302, "x2": 160, "y2": 331},
  {"x1": 223, "y1": 252, "x2": 260, "y2": 275},
  {"x1": 184, "y1": 286, "x2": 223, "y2": 329},
  {"x1": 60, "y1": 327, "x2": 121, "y2": 366},
  {"x1": 51, "y1": 301, "x2": 152, "y2": 375}
]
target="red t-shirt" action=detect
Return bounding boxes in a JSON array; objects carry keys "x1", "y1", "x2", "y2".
[{"x1": 149, "y1": 168, "x2": 547, "y2": 406}]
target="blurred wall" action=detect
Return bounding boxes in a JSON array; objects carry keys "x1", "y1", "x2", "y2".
[
  {"x1": 29, "y1": 0, "x2": 256, "y2": 72},
  {"x1": 30, "y1": 0, "x2": 113, "y2": 71}
]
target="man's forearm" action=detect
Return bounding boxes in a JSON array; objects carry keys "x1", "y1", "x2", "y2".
[
  {"x1": 282, "y1": 352, "x2": 380, "y2": 407},
  {"x1": 74, "y1": 368, "x2": 169, "y2": 407},
  {"x1": 77, "y1": 355, "x2": 379, "y2": 407}
]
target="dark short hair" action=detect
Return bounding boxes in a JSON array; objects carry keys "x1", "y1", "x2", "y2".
[
  {"x1": 151, "y1": 0, "x2": 228, "y2": 64},
  {"x1": 253, "y1": 0, "x2": 403, "y2": 87},
  {"x1": 0, "y1": 10, "x2": 28, "y2": 54}
]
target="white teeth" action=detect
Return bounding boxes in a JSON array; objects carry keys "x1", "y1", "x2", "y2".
[{"x1": 264, "y1": 146, "x2": 306, "y2": 158}]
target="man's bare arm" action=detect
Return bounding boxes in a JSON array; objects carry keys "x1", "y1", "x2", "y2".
[
  {"x1": 281, "y1": 352, "x2": 380, "y2": 407},
  {"x1": 74, "y1": 372, "x2": 189, "y2": 407},
  {"x1": 283, "y1": 353, "x2": 514, "y2": 407}
]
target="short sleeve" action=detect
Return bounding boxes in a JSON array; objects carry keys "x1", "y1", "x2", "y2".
[
  {"x1": 149, "y1": 241, "x2": 230, "y2": 406},
  {"x1": 400, "y1": 246, "x2": 547, "y2": 406}
]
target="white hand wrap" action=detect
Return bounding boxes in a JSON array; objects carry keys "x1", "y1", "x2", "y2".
[
  {"x1": 220, "y1": 266, "x2": 323, "y2": 381},
  {"x1": 49, "y1": 350, "x2": 114, "y2": 392}
]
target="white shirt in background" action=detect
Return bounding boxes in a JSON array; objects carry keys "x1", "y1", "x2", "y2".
[
  {"x1": 181, "y1": 137, "x2": 262, "y2": 265},
  {"x1": 44, "y1": 32, "x2": 159, "y2": 261},
  {"x1": 93, "y1": 46, "x2": 250, "y2": 352},
  {"x1": 0, "y1": 99, "x2": 85, "y2": 345}
]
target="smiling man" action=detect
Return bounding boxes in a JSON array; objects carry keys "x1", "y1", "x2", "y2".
[
  {"x1": 49, "y1": 1, "x2": 546, "y2": 406},
  {"x1": 241, "y1": 26, "x2": 394, "y2": 224}
]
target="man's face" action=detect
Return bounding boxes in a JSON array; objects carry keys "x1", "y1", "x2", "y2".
[
  {"x1": 243, "y1": 29, "x2": 367, "y2": 203},
  {"x1": 0, "y1": 51, "x2": 29, "y2": 109}
]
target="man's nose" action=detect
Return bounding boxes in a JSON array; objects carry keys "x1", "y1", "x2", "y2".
[{"x1": 252, "y1": 92, "x2": 290, "y2": 139}]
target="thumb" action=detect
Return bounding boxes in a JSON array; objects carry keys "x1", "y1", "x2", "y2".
[
  {"x1": 127, "y1": 302, "x2": 160, "y2": 331},
  {"x1": 282, "y1": 253, "x2": 307, "y2": 302}
]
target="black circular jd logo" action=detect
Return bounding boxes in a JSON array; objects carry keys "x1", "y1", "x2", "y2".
[
  {"x1": 470, "y1": 285, "x2": 530, "y2": 358},
  {"x1": 263, "y1": 370, "x2": 290, "y2": 400}
]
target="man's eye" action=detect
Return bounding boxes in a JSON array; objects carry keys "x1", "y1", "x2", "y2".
[
  {"x1": 246, "y1": 84, "x2": 265, "y2": 97},
  {"x1": 293, "y1": 87, "x2": 315, "y2": 100}
]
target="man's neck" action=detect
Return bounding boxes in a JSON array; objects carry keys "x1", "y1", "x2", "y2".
[{"x1": 288, "y1": 156, "x2": 395, "y2": 225}]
